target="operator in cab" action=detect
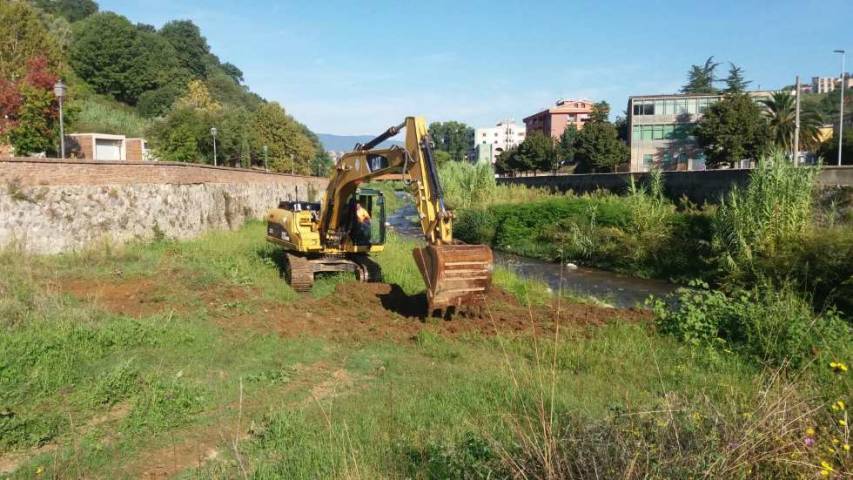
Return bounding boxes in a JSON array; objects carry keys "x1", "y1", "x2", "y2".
[{"x1": 351, "y1": 201, "x2": 372, "y2": 245}]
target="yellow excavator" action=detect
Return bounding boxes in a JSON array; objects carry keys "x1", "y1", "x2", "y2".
[{"x1": 265, "y1": 116, "x2": 493, "y2": 314}]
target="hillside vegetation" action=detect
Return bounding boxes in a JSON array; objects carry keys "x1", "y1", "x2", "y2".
[{"x1": 0, "y1": 0, "x2": 332, "y2": 174}]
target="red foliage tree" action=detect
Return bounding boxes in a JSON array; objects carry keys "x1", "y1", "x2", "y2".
[{"x1": 1, "y1": 55, "x2": 61, "y2": 154}]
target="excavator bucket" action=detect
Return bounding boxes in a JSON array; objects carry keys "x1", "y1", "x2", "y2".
[{"x1": 413, "y1": 244, "x2": 494, "y2": 312}]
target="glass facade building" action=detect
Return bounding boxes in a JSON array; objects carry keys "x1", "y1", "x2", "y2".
[{"x1": 626, "y1": 92, "x2": 770, "y2": 172}]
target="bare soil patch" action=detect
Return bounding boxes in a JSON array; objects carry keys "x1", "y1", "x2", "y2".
[
  {"x1": 262, "y1": 282, "x2": 650, "y2": 341},
  {"x1": 59, "y1": 275, "x2": 250, "y2": 318}
]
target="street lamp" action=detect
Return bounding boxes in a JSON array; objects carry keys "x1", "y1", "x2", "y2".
[
  {"x1": 262, "y1": 145, "x2": 268, "y2": 171},
  {"x1": 835, "y1": 49, "x2": 846, "y2": 166},
  {"x1": 210, "y1": 127, "x2": 218, "y2": 166},
  {"x1": 53, "y1": 80, "x2": 66, "y2": 159}
]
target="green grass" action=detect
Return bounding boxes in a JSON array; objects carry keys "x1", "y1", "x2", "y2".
[
  {"x1": 0, "y1": 222, "x2": 847, "y2": 479},
  {"x1": 70, "y1": 97, "x2": 152, "y2": 139}
]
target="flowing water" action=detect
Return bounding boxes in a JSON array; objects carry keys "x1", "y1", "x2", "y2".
[{"x1": 387, "y1": 199, "x2": 675, "y2": 308}]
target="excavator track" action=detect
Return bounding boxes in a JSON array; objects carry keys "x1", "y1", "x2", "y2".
[
  {"x1": 352, "y1": 254, "x2": 382, "y2": 283},
  {"x1": 284, "y1": 252, "x2": 314, "y2": 292}
]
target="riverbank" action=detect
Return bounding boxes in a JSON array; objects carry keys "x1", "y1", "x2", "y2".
[
  {"x1": 2, "y1": 221, "x2": 848, "y2": 478},
  {"x1": 387, "y1": 201, "x2": 674, "y2": 308}
]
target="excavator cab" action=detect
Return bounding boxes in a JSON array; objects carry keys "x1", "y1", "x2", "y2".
[{"x1": 345, "y1": 188, "x2": 386, "y2": 247}]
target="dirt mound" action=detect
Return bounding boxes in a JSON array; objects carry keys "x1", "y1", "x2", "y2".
[
  {"x1": 264, "y1": 282, "x2": 649, "y2": 341},
  {"x1": 57, "y1": 274, "x2": 649, "y2": 341}
]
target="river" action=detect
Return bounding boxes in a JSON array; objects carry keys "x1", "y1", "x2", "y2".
[{"x1": 386, "y1": 200, "x2": 675, "y2": 308}]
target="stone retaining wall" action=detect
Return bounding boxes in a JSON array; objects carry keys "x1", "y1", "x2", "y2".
[{"x1": 0, "y1": 159, "x2": 327, "y2": 254}]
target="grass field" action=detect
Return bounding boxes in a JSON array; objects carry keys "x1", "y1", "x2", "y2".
[{"x1": 0, "y1": 222, "x2": 848, "y2": 479}]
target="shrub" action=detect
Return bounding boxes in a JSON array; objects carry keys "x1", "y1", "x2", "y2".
[{"x1": 652, "y1": 281, "x2": 850, "y2": 367}]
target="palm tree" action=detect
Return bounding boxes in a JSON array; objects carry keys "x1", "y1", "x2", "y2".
[{"x1": 760, "y1": 91, "x2": 824, "y2": 154}]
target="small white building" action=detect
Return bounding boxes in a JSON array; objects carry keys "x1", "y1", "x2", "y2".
[
  {"x1": 66, "y1": 133, "x2": 154, "y2": 161},
  {"x1": 472, "y1": 120, "x2": 526, "y2": 164}
]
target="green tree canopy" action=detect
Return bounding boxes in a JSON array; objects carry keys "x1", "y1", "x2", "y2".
[
  {"x1": 251, "y1": 102, "x2": 317, "y2": 174},
  {"x1": 574, "y1": 121, "x2": 629, "y2": 173},
  {"x1": 70, "y1": 12, "x2": 184, "y2": 104},
  {"x1": 159, "y1": 20, "x2": 211, "y2": 78},
  {"x1": 0, "y1": 1, "x2": 63, "y2": 82},
  {"x1": 220, "y1": 62, "x2": 243, "y2": 84},
  {"x1": 695, "y1": 93, "x2": 769, "y2": 168},
  {"x1": 682, "y1": 56, "x2": 720, "y2": 94},
  {"x1": 31, "y1": 0, "x2": 98, "y2": 22},
  {"x1": 723, "y1": 63, "x2": 751, "y2": 94},
  {"x1": 589, "y1": 101, "x2": 610, "y2": 123},
  {"x1": 428, "y1": 121, "x2": 474, "y2": 161},
  {"x1": 557, "y1": 124, "x2": 579, "y2": 168}
]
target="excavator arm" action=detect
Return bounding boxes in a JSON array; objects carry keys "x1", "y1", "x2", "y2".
[{"x1": 320, "y1": 116, "x2": 493, "y2": 311}]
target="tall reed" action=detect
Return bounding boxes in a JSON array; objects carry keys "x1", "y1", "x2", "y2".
[{"x1": 714, "y1": 152, "x2": 818, "y2": 275}]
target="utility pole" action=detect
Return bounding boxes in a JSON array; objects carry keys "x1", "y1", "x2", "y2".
[
  {"x1": 794, "y1": 76, "x2": 800, "y2": 165},
  {"x1": 290, "y1": 153, "x2": 295, "y2": 175},
  {"x1": 835, "y1": 50, "x2": 846, "y2": 166},
  {"x1": 210, "y1": 127, "x2": 218, "y2": 166},
  {"x1": 263, "y1": 145, "x2": 268, "y2": 172},
  {"x1": 53, "y1": 80, "x2": 66, "y2": 159}
]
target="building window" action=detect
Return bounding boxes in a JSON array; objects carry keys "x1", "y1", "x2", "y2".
[
  {"x1": 643, "y1": 154, "x2": 653, "y2": 170},
  {"x1": 632, "y1": 101, "x2": 655, "y2": 116}
]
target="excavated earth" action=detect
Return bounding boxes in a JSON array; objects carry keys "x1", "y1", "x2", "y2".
[{"x1": 58, "y1": 275, "x2": 650, "y2": 341}]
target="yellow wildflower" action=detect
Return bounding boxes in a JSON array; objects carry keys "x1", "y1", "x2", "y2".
[
  {"x1": 832, "y1": 400, "x2": 846, "y2": 411},
  {"x1": 806, "y1": 427, "x2": 816, "y2": 436},
  {"x1": 839, "y1": 419, "x2": 847, "y2": 427},
  {"x1": 843, "y1": 444, "x2": 850, "y2": 452},
  {"x1": 829, "y1": 361, "x2": 848, "y2": 373},
  {"x1": 832, "y1": 438, "x2": 840, "y2": 445},
  {"x1": 820, "y1": 470, "x2": 829, "y2": 477},
  {"x1": 36, "y1": 466, "x2": 44, "y2": 475}
]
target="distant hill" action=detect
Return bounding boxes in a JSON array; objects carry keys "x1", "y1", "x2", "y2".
[{"x1": 317, "y1": 133, "x2": 403, "y2": 153}]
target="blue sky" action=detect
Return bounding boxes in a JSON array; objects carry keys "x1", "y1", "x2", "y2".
[{"x1": 100, "y1": 0, "x2": 852, "y2": 135}]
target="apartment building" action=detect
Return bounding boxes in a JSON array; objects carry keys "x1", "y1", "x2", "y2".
[
  {"x1": 812, "y1": 75, "x2": 853, "y2": 94},
  {"x1": 627, "y1": 92, "x2": 770, "y2": 172},
  {"x1": 472, "y1": 120, "x2": 526, "y2": 164},
  {"x1": 523, "y1": 99, "x2": 593, "y2": 139}
]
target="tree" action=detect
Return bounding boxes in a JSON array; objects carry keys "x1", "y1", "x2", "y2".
[
  {"x1": 251, "y1": 102, "x2": 316, "y2": 174},
  {"x1": 695, "y1": 93, "x2": 769, "y2": 168},
  {"x1": 428, "y1": 121, "x2": 474, "y2": 161},
  {"x1": 2, "y1": 56, "x2": 61, "y2": 155},
  {"x1": 759, "y1": 91, "x2": 823, "y2": 153},
  {"x1": 557, "y1": 124, "x2": 579, "y2": 169},
  {"x1": 311, "y1": 150, "x2": 334, "y2": 176},
  {"x1": 70, "y1": 12, "x2": 183, "y2": 104},
  {"x1": 819, "y1": 128, "x2": 853, "y2": 165},
  {"x1": 136, "y1": 83, "x2": 183, "y2": 117},
  {"x1": 681, "y1": 56, "x2": 720, "y2": 94},
  {"x1": 589, "y1": 101, "x2": 610, "y2": 122},
  {"x1": 723, "y1": 63, "x2": 750, "y2": 94},
  {"x1": 31, "y1": 0, "x2": 98, "y2": 22},
  {"x1": 175, "y1": 79, "x2": 221, "y2": 114},
  {"x1": 0, "y1": 1, "x2": 63, "y2": 82},
  {"x1": 220, "y1": 62, "x2": 243, "y2": 84},
  {"x1": 147, "y1": 107, "x2": 207, "y2": 162},
  {"x1": 159, "y1": 20, "x2": 211, "y2": 78},
  {"x1": 574, "y1": 121, "x2": 629, "y2": 173},
  {"x1": 494, "y1": 147, "x2": 514, "y2": 175}
]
